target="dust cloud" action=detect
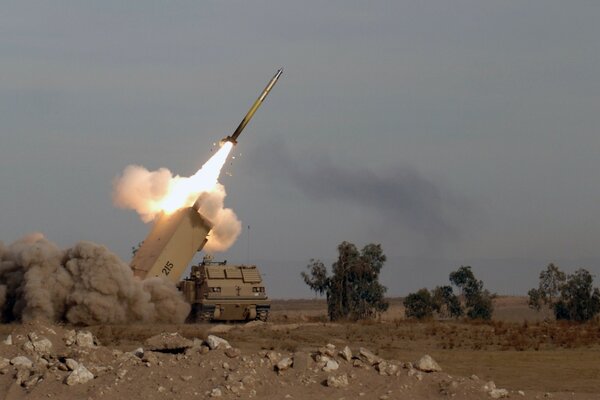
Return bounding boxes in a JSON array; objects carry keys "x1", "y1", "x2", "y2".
[{"x1": 0, "y1": 234, "x2": 190, "y2": 325}]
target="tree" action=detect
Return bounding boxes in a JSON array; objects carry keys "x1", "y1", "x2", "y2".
[
  {"x1": 302, "y1": 241, "x2": 389, "y2": 321},
  {"x1": 404, "y1": 289, "x2": 434, "y2": 319},
  {"x1": 449, "y1": 266, "x2": 494, "y2": 320},
  {"x1": 528, "y1": 265, "x2": 600, "y2": 321},
  {"x1": 528, "y1": 263, "x2": 567, "y2": 311},
  {"x1": 432, "y1": 285, "x2": 463, "y2": 318},
  {"x1": 554, "y1": 269, "x2": 600, "y2": 322}
]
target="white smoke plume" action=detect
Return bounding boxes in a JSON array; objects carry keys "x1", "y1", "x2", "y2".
[
  {"x1": 0, "y1": 234, "x2": 190, "y2": 324},
  {"x1": 197, "y1": 183, "x2": 242, "y2": 253},
  {"x1": 112, "y1": 165, "x2": 172, "y2": 223}
]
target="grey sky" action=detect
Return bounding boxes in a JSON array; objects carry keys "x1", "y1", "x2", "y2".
[{"x1": 1, "y1": 1, "x2": 599, "y2": 298}]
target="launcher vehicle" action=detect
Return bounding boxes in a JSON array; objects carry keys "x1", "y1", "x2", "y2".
[{"x1": 129, "y1": 69, "x2": 282, "y2": 321}]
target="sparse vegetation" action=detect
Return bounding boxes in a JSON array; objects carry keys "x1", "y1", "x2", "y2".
[{"x1": 301, "y1": 241, "x2": 389, "y2": 321}]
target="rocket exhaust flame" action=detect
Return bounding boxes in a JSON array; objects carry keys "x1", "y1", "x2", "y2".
[
  {"x1": 112, "y1": 141, "x2": 240, "y2": 252},
  {"x1": 113, "y1": 142, "x2": 234, "y2": 220},
  {"x1": 158, "y1": 141, "x2": 233, "y2": 214}
]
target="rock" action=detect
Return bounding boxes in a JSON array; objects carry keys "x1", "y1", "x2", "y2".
[
  {"x1": 483, "y1": 381, "x2": 497, "y2": 392},
  {"x1": 146, "y1": 333, "x2": 193, "y2": 351},
  {"x1": 65, "y1": 364, "x2": 94, "y2": 385},
  {"x1": 339, "y1": 346, "x2": 352, "y2": 361},
  {"x1": 489, "y1": 388, "x2": 510, "y2": 399},
  {"x1": 326, "y1": 374, "x2": 349, "y2": 388},
  {"x1": 0, "y1": 358, "x2": 10, "y2": 370},
  {"x1": 142, "y1": 352, "x2": 159, "y2": 365},
  {"x1": 15, "y1": 368, "x2": 31, "y2": 386},
  {"x1": 3, "y1": 335, "x2": 12, "y2": 345},
  {"x1": 23, "y1": 335, "x2": 53, "y2": 355},
  {"x1": 439, "y1": 380, "x2": 460, "y2": 395},
  {"x1": 76, "y1": 331, "x2": 95, "y2": 348},
  {"x1": 323, "y1": 359, "x2": 339, "y2": 372},
  {"x1": 376, "y1": 361, "x2": 398, "y2": 376},
  {"x1": 224, "y1": 347, "x2": 241, "y2": 358},
  {"x1": 292, "y1": 352, "x2": 309, "y2": 370},
  {"x1": 23, "y1": 374, "x2": 40, "y2": 389},
  {"x1": 11, "y1": 356, "x2": 33, "y2": 369},
  {"x1": 358, "y1": 347, "x2": 381, "y2": 365},
  {"x1": 386, "y1": 363, "x2": 399, "y2": 376},
  {"x1": 265, "y1": 351, "x2": 280, "y2": 364},
  {"x1": 318, "y1": 344, "x2": 336, "y2": 357},
  {"x1": 376, "y1": 361, "x2": 389, "y2": 375},
  {"x1": 352, "y1": 359, "x2": 368, "y2": 369},
  {"x1": 210, "y1": 388, "x2": 223, "y2": 397},
  {"x1": 243, "y1": 320, "x2": 264, "y2": 328},
  {"x1": 133, "y1": 347, "x2": 144, "y2": 358},
  {"x1": 34, "y1": 337, "x2": 53, "y2": 353},
  {"x1": 65, "y1": 359, "x2": 79, "y2": 371},
  {"x1": 208, "y1": 324, "x2": 235, "y2": 334},
  {"x1": 64, "y1": 330, "x2": 76, "y2": 346},
  {"x1": 206, "y1": 335, "x2": 231, "y2": 350},
  {"x1": 276, "y1": 357, "x2": 293, "y2": 372},
  {"x1": 414, "y1": 355, "x2": 442, "y2": 373},
  {"x1": 241, "y1": 375, "x2": 256, "y2": 386},
  {"x1": 518, "y1": 390, "x2": 525, "y2": 396}
]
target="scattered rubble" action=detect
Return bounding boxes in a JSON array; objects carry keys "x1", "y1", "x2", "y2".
[{"x1": 0, "y1": 320, "x2": 568, "y2": 399}]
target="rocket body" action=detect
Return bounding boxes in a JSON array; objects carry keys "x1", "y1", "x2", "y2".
[{"x1": 222, "y1": 68, "x2": 283, "y2": 145}]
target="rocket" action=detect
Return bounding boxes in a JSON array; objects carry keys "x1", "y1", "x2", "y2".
[{"x1": 222, "y1": 68, "x2": 283, "y2": 145}]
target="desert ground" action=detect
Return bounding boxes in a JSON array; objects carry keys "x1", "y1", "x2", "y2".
[{"x1": 0, "y1": 296, "x2": 599, "y2": 399}]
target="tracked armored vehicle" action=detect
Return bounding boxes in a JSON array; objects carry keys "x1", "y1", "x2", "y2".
[{"x1": 179, "y1": 256, "x2": 270, "y2": 322}]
